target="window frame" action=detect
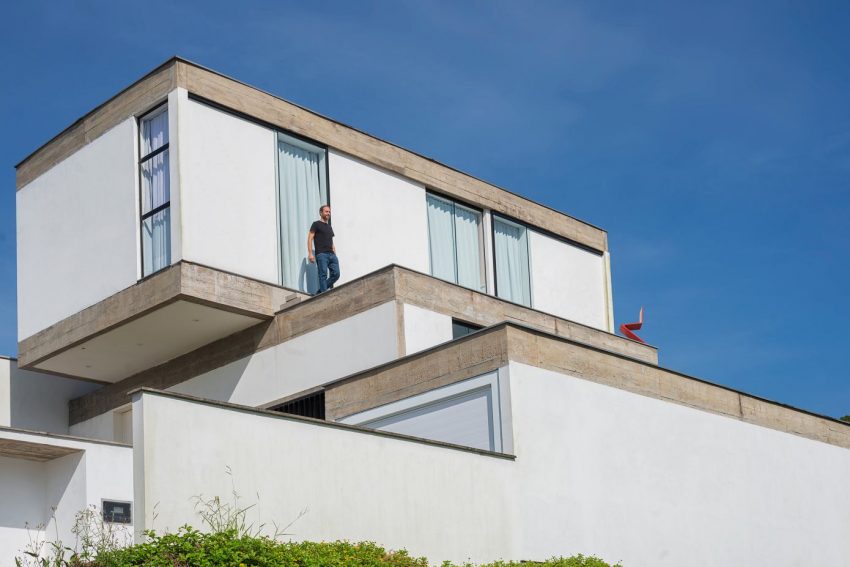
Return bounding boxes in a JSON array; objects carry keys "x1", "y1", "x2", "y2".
[
  {"x1": 275, "y1": 130, "x2": 331, "y2": 292},
  {"x1": 491, "y1": 213, "x2": 534, "y2": 307},
  {"x1": 338, "y1": 371, "x2": 505, "y2": 452},
  {"x1": 137, "y1": 103, "x2": 171, "y2": 278},
  {"x1": 451, "y1": 318, "x2": 483, "y2": 339},
  {"x1": 425, "y1": 191, "x2": 486, "y2": 292}
]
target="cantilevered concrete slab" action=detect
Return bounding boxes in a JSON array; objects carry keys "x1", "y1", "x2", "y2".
[
  {"x1": 69, "y1": 264, "x2": 652, "y2": 424},
  {"x1": 18, "y1": 261, "x2": 304, "y2": 383}
]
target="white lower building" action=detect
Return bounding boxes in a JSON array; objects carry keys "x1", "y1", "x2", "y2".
[{"x1": 2, "y1": 57, "x2": 848, "y2": 566}]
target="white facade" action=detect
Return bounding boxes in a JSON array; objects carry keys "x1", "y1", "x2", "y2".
[
  {"x1": 8, "y1": 59, "x2": 848, "y2": 567},
  {"x1": 0, "y1": 429, "x2": 133, "y2": 567},
  {"x1": 133, "y1": 365, "x2": 850, "y2": 566},
  {"x1": 170, "y1": 301, "x2": 399, "y2": 407},
  {"x1": 178, "y1": 92, "x2": 279, "y2": 283},
  {"x1": 528, "y1": 230, "x2": 607, "y2": 329},
  {"x1": 329, "y1": 150, "x2": 431, "y2": 282},
  {"x1": 0, "y1": 358, "x2": 99, "y2": 434},
  {"x1": 16, "y1": 118, "x2": 139, "y2": 339},
  {"x1": 132, "y1": 391, "x2": 516, "y2": 563},
  {"x1": 16, "y1": 89, "x2": 611, "y2": 341}
]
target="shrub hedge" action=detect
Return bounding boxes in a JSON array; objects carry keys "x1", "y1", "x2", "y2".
[{"x1": 76, "y1": 527, "x2": 620, "y2": 567}]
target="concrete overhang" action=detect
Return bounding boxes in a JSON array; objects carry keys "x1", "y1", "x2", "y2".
[
  {"x1": 0, "y1": 426, "x2": 129, "y2": 462},
  {"x1": 324, "y1": 322, "x2": 850, "y2": 451},
  {"x1": 68, "y1": 264, "x2": 656, "y2": 425},
  {"x1": 18, "y1": 262, "x2": 304, "y2": 383}
]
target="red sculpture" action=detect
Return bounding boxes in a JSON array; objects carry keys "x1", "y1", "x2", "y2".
[{"x1": 620, "y1": 307, "x2": 645, "y2": 343}]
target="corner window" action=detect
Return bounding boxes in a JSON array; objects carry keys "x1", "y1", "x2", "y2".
[
  {"x1": 493, "y1": 216, "x2": 532, "y2": 307},
  {"x1": 426, "y1": 193, "x2": 485, "y2": 291},
  {"x1": 139, "y1": 106, "x2": 171, "y2": 276}
]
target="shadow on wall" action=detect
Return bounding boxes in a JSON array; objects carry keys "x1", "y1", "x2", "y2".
[
  {"x1": 0, "y1": 451, "x2": 83, "y2": 532},
  {"x1": 297, "y1": 259, "x2": 319, "y2": 295},
  {"x1": 170, "y1": 354, "x2": 253, "y2": 404}
]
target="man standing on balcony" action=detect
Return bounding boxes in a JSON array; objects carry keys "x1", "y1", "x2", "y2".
[{"x1": 307, "y1": 204, "x2": 340, "y2": 294}]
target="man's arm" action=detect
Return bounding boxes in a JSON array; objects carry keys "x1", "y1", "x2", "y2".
[{"x1": 307, "y1": 230, "x2": 315, "y2": 263}]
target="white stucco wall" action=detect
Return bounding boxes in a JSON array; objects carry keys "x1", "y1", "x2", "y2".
[
  {"x1": 133, "y1": 392, "x2": 516, "y2": 563},
  {"x1": 508, "y1": 362, "x2": 850, "y2": 565},
  {"x1": 528, "y1": 231, "x2": 607, "y2": 330},
  {"x1": 68, "y1": 410, "x2": 116, "y2": 443},
  {"x1": 130, "y1": 359, "x2": 850, "y2": 566},
  {"x1": 16, "y1": 118, "x2": 140, "y2": 339},
  {"x1": 0, "y1": 456, "x2": 45, "y2": 564},
  {"x1": 170, "y1": 301, "x2": 399, "y2": 407},
  {"x1": 402, "y1": 304, "x2": 452, "y2": 355},
  {"x1": 329, "y1": 151, "x2": 430, "y2": 284},
  {"x1": 0, "y1": 430, "x2": 133, "y2": 566},
  {"x1": 0, "y1": 358, "x2": 100, "y2": 434},
  {"x1": 178, "y1": 95, "x2": 278, "y2": 283}
]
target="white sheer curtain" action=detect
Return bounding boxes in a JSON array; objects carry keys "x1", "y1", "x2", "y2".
[
  {"x1": 278, "y1": 134, "x2": 327, "y2": 292},
  {"x1": 494, "y1": 218, "x2": 531, "y2": 306},
  {"x1": 141, "y1": 109, "x2": 168, "y2": 155},
  {"x1": 142, "y1": 209, "x2": 170, "y2": 275},
  {"x1": 454, "y1": 204, "x2": 483, "y2": 291},
  {"x1": 140, "y1": 108, "x2": 170, "y2": 275},
  {"x1": 427, "y1": 195, "x2": 456, "y2": 282},
  {"x1": 427, "y1": 195, "x2": 484, "y2": 291},
  {"x1": 141, "y1": 151, "x2": 169, "y2": 215}
]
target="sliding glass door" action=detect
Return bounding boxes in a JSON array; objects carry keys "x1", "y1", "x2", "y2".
[
  {"x1": 277, "y1": 132, "x2": 328, "y2": 292},
  {"x1": 493, "y1": 216, "x2": 531, "y2": 306},
  {"x1": 426, "y1": 194, "x2": 485, "y2": 291}
]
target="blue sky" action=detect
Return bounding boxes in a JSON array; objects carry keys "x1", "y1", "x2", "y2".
[{"x1": 1, "y1": 1, "x2": 848, "y2": 418}]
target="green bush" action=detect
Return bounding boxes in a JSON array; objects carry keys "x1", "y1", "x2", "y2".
[{"x1": 76, "y1": 527, "x2": 619, "y2": 567}]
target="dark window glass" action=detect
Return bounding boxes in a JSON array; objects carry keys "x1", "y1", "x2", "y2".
[
  {"x1": 452, "y1": 319, "x2": 483, "y2": 339},
  {"x1": 271, "y1": 391, "x2": 325, "y2": 420}
]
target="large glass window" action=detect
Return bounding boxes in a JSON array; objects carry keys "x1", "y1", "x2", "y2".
[
  {"x1": 277, "y1": 132, "x2": 328, "y2": 292},
  {"x1": 139, "y1": 106, "x2": 171, "y2": 276},
  {"x1": 426, "y1": 194, "x2": 485, "y2": 291},
  {"x1": 493, "y1": 216, "x2": 532, "y2": 306}
]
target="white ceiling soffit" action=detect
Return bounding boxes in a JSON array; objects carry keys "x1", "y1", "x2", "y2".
[{"x1": 35, "y1": 300, "x2": 263, "y2": 383}]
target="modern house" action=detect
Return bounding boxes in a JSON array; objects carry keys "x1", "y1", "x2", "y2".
[{"x1": 2, "y1": 57, "x2": 849, "y2": 566}]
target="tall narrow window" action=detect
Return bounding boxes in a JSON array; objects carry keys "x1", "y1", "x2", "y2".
[
  {"x1": 493, "y1": 217, "x2": 531, "y2": 306},
  {"x1": 139, "y1": 106, "x2": 171, "y2": 276},
  {"x1": 277, "y1": 132, "x2": 328, "y2": 293},
  {"x1": 426, "y1": 194, "x2": 485, "y2": 291}
]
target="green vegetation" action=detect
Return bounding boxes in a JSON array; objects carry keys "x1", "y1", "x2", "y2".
[
  {"x1": 76, "y1": 529, "x2": 620, "y2": 567},
  {"x1": 840, "y1": 415, "x2": 850, "y2": 423},
  {"x1": 18, "y1": 526, "x2": 620, "y2": 567},
  {"x1": 16, "y1": 480, "x2": 620, "y2": 567}
]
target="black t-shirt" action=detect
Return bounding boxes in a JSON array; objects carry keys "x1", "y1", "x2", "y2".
[{"x1": 310, "y1": 220, "x2": 335, "y2": 254}]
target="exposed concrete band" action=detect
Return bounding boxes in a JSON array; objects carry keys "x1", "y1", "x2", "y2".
[
  {"x1": 0, "y1": 437, "x2": 82, "y2": 462},
  {"x1": 18, "y1": 261, "x2": 301, "y2": 369},
  {"x1": 68, "y1": 265, "x2": 654, "y2": 425},
  {"x1": 325, "y1": 322, "x2": 850, "y2": 451}
]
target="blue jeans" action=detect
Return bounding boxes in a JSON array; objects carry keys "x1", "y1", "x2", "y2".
[{"x1": 316, "y1": 252, "x2": 340, "y2": 293}]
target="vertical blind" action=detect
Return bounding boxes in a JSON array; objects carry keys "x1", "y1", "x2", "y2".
[
  {"x1": 140, "y1": 107, "x2": 170, "y2": 276},
  {"x1": 493, "y1": 217, "x2": 531, "y2": 306},
  {"x1": 426, "y1": 194, "x2": 484, "y2": 291},
  {"x1": 277, "y1": 133, "x2": 328, "y2": 293}
]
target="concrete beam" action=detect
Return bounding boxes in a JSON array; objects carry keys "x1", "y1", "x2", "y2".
[
  {"x1": 325, "y1": 322, "x2": 850, "y2": 451},
  {"x1": 68, "y1": 265, "x2": 654, "y2": 424},
  {"x1": 18, "y1": 261, "x2": 301, "y2": 369}
]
